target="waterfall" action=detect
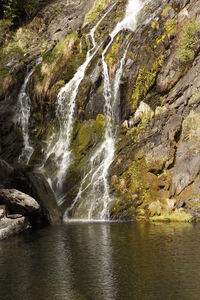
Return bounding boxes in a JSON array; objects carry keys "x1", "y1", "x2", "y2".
[
  {"x1": 43, "y1": 3, "x2": 116, "y2": 192},
  {"x1": 18, "y1": 58, "x2": 42, "y2": 164},
  {"x1": 65, "y1": 0, "x2": 144, "y2": 221}
]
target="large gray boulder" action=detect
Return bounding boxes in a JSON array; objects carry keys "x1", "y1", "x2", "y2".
[{"x1": 0, "y1": 189, "x2": 40, "y2": 218}]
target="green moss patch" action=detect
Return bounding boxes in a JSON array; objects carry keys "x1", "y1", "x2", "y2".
[
  {"x1": 83, "y1": 0, "x2": 113, "y2": 28},
  {"x1": 131, "y1": 56, "x2": 163, "y2": 110},
  {"x1": 176, "y1": 20, "x2": 200, "y2": 64},
  {"x1": 150, "y1": 210, "x2": 193, "y2": 223}
]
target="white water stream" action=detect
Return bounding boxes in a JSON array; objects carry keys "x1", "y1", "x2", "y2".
[
  {"x1": 44, "y1": 3, "x2": 116, "y2": 191},
  {"x1": 64, "y1": 0, "x2": 144, "y2": 220},
  {"x1": 18, "y1": 58, "x2": 42, "y2": 163}
]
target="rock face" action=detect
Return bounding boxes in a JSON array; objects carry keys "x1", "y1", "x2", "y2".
[
  {"x1": 0, "y1": 159, "x2": 14, "y2": 188},
  {"x1": 26, "y1": 171, "x2": 62, "y2": 225},
  {"x1": 0, "y1": 0, "x2": 200, "y2": 222}
]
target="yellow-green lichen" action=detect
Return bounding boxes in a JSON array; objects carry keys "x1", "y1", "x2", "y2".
[
  {"x1": 131, "y1": 56, "x2": 163, "y2": 110},
  {"x1": 105, "y1": 33, "x2": 122, "y2": 67},
  {"x1": 164, "y1": 18, "x2": 176, "y2": 34}
]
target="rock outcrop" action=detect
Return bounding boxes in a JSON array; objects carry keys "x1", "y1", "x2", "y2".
[
  {"x1": 0, "y1": 189, "x2": 40, "y2": 217},
  {"x1": 0, "y1": 215, "x2": 30, "y2": 241},
  {"x1": 0, "y1": 0, "x2": 200, "y2": 223},
  {"x1": 0, "y1": 194, "x2": 34, "y2": 241}
]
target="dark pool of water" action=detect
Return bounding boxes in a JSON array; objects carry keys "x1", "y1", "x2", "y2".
[{"x1": 1, "y1": 222, "x2": 200, "y2": 300}]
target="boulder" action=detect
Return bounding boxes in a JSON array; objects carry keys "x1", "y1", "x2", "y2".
[
  {"x1": 0, "y1": 189, "x2": 40, "y2": 220},
  {"x1": 0, "y1": 216, "x2": 30, "y2": 241}
]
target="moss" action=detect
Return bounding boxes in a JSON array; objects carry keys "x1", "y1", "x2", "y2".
[
  {"x1": 105, "y1": 33, "x2": 123, "y2": 67},
  {"x1": 111, "y1": 151, "x2": 152, "y2": 219},
  {"x1": 150, "y1": 210, "x2": 193, "y2": 223},
  {"x1": 155, "y1": 33, "x2": 167, "y2": 47},
  {"x1": 176, "y1": 20, "x2": 200, "y2": 64},
  {"x1": 154, "y1": 17, "x2": 176, "y2": 49},
  {"x1": 32, "y1": 32, "x2": 88, "y2": 106},
  {"x1": 60, "y1": 114, "x2": 106, "y2": 205},
  {"x1": 94, "y1": 114, "x2": 106, "y2": 134},
  {"x1": 151, "y1": 21, "x2": 158, "y2": 29},
  {"x1": 72, "y1": 114, "x2": 105, "y2": 157},
  {"x1": 161, "y1": 6, "x2": 173, "y2": 18},
  {"x1": 77, "y1": 123, "x2": 95, "y2": 151},
  {"x1": 164, "y1": 18, "x2": 176, "y2": 34},
  {"x1": 131, "y1": 56, "x2": 163, "y2": 110},
  {"x1": 51, "y1": 32, "x2": 78, "y2": 60},
  {"x1": 83, "y1": 0, "x2": 113, "y2": 28},
  {"x1": 89, "y1": 0, "x2": 126, "y2": 45}
]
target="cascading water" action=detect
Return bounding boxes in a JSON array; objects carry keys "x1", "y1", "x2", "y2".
[
  {"x1": 18, "y1": 58, "x2": 42, "y2": 163},
  {"x1": 65, "y1": 0, "x2": 144, "y2": 221},
  {"x1": 43, "y1": 4, "x2": 116, "y2": 193}
]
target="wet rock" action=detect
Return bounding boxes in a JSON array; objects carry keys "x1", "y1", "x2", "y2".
[{"x1": 26, "y1": 171, "x2": 62, "y2": 225}]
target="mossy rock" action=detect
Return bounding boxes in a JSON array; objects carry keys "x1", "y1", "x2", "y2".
[
  {"x1": 72, "y1": 114, "x2": 106, "y2": 156},
  {"x1": 176, "y1": 20, "x2": 200, "y2": 64},
  {"x1": 131, "y1": 56, "x2": 163, "y2": 111},
  {"x1": 83, "y1": 0, "x2": 113, "y2": 28},
  {"x1": 150, "y1": 210, "x2": 193, "y2": 223}
]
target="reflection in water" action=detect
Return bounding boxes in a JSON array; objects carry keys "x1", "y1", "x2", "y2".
[{"x1": 0, "y1": 223, "x2": 200, "y2": 300}]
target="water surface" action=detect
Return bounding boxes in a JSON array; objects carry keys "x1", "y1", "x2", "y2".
[{"x1": 0, "y1": 222, "x2": 200, "y2": 300}]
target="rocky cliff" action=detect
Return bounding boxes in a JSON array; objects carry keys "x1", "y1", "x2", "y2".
[{"x1": 0, "y1": 0, "x2": 200, "y2": 223}]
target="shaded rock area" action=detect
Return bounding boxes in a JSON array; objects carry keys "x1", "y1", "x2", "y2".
[
  {"x1": 26, "y1": 171, "x2": 62, "y2": 225},
  {"x1": 0, "y1": 158, "x2": 61, "y2": 240},
  {"x1": 0, "y1": 175, "x2": 61, "y2": 240}
]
